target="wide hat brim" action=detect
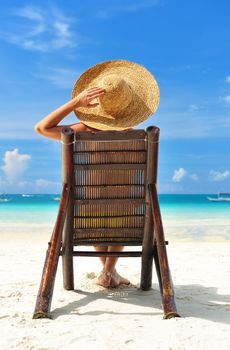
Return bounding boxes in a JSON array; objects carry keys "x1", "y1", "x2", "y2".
[{"x1": 72, "y1": 59, "x2": 160, "y2": 130}]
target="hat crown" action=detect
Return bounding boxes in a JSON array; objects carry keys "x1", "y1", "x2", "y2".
[{"x1": 99, "y1": 74, "x2": 132, "y2": 115}]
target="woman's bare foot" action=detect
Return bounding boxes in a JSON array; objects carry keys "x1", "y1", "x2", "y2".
[
  {"x1": 110, "y1": 270, "x2": 130, "y2": 288},
  {"x1": 95, "y1": 270, "x2": 112, "y2": 288}
]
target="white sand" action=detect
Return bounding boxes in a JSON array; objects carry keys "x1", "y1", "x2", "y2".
[{"x1": 0, "y1": 227, "x2": 230, "y2": 350}]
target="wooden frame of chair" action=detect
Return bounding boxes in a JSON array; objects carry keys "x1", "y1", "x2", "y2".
[{"x1": 33, "y1": 126, "x2": 180, "y2": 319}]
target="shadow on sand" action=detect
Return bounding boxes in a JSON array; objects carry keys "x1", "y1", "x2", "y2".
[{"x1": 52, "y1": 283, "x2": 230, "y2": 324}]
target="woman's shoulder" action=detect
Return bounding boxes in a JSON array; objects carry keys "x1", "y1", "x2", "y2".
[{"x1": 70, "y1": 123, "x2": 100, "y2": 132}]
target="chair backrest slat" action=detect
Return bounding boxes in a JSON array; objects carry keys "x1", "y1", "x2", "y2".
[
  {"x1": 74, "y1": 151, "x2": 146, "y2": 165},
  {"x1": 74, "y1": 185, "x2": 145, "y2": 199}
]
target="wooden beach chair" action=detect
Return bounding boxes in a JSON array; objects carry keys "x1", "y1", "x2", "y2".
[{"x1": 33, "y1": 126, "x2": 180, "y2": 319}]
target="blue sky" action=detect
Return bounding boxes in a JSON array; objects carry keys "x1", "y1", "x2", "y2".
[{"x1": 0, "y1": 0, "x2": 230, "y2": 194}]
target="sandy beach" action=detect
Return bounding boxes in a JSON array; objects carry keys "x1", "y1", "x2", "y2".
[{"x1": 0, "y1": 221, "x2": 230, "y2": 350}]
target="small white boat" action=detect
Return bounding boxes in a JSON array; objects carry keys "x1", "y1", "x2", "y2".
[
  {"x1": 207, "y1": 192, "x2": 230, "y2": 202},
  {"x1": 0, "y1": 198, "x2": 9, "y2": 202}
]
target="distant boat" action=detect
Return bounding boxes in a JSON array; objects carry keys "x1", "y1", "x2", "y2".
[
  {"x1": 0, "y1": 198, "x2": 9, "y2": 202},
  {"x1": 207, "y1": 192, "x2": 230, "y2": 202}
]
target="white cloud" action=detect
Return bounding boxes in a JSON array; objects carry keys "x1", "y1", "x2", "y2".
[
  {"x1": 12, "y1": 6, "x2": 44, "y2": 22},
  {"x1": 3, "y1": 6, "x2": 77, "y2": 52},
  {"x1": 172, "y1": 168, "x2": 187, "y2": 182},
  {"x1": 53, "y1": 21, "x2": 71, "y2": 38},
  {"x1": 1, "y1": 149, "x2": 31, "y2": 184},
  {"x1": 189, "y1": 173, "x2": 199, "y2": 181},
  {"x1": 209, "y1": 170, "x2": 230, "y2": 182},
  {"x1": 35, "y1": 178, "x2": 60, "y2": 188},
  {"x1": 221, "y1": 95, "x2": 230, "y2": 104},
  {"x1": 225, "y1": 76, "x2": 230, "y2": 83},
  {"x1": 188, "y1": 104, "x2": 200, "y2": 112},
  {"x1": 97, "y1": 0, "x2": 160, "y2": 18},
  {"x1": 172, "y1": 168, "x2": 198, "y2": 183}
]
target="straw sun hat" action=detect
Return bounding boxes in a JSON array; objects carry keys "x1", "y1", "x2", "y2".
[{"x1": 72, "y1": 59, "x2": 160, "y2": 130}]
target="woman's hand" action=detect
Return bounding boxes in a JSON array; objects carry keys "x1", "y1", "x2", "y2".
[{"x1": 73, "y1": 87, "x2": 105, "y2": 108}]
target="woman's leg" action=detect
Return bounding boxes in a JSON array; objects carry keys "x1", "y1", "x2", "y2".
[
  {"x1": 94, "y1": 246, "x2": 108, "y2": 266},
  {"x1": 95, "y1": 245, "x2": 130, "y2": 288},
  {"x1": 106, "y1": 246, "x2": 130, "y2": 287},
  {"x1": 94, "y1": 246, "x2": 111, "y2": 287}
]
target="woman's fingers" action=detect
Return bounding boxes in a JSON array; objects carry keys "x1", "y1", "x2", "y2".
[
  {"x1": 88, "y1": 90, "x2": 105, "y2": 98},
  {"x1": 87, "y1": 86, "x2": 104, "y2": 92},
  {"x1": 87, "y1": 87, "x2": 105, "y2": 96},
  {"x1": 88, "y1": 102, "x2": 99, "y2": 108},
  {"x1": 89, "y1": 91, "x2": 105, "y2": 100}
]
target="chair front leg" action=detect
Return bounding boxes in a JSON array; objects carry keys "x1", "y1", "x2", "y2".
[{"x1": 33, "y1": 183, "x2": 71, "y2": 319}]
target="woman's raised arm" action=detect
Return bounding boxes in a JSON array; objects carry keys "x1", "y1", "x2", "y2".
[{"x1": 34, "y1": 87, "x2": 105, "y2": 140}]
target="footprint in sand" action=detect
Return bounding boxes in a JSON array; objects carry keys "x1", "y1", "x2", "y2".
[{"x1": 86, "y1": 272, "x2": 97, "y2": 279}]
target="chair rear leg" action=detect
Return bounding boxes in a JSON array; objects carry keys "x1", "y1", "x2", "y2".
[
  {"x1": 140, "y1": 225, "x2": 154, "y2": 290},
  {"x1": 62, "y1": 202, "x2": 74, "y2": 290},
  {"x1": 149, "y1": 184, "x2": 180, "y2": 319},
  {"x1": 140, "y1": 245, "x2": 153, "y2": 290},
  {"x1": 62, "y1": 254, "x2": 74, "y2": 290}
]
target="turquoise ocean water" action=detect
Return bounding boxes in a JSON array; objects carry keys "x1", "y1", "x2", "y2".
[
  {"x1": 0, "y1": 194, "x2": 230, "y2": 240},
  {"x1": 0, "y1": 194, "x2": 60, "y2": 224}
]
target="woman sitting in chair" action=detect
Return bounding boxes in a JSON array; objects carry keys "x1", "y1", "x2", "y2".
[{"x1": 35, "y1": 60, "x2": 160, "y2": 288}]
